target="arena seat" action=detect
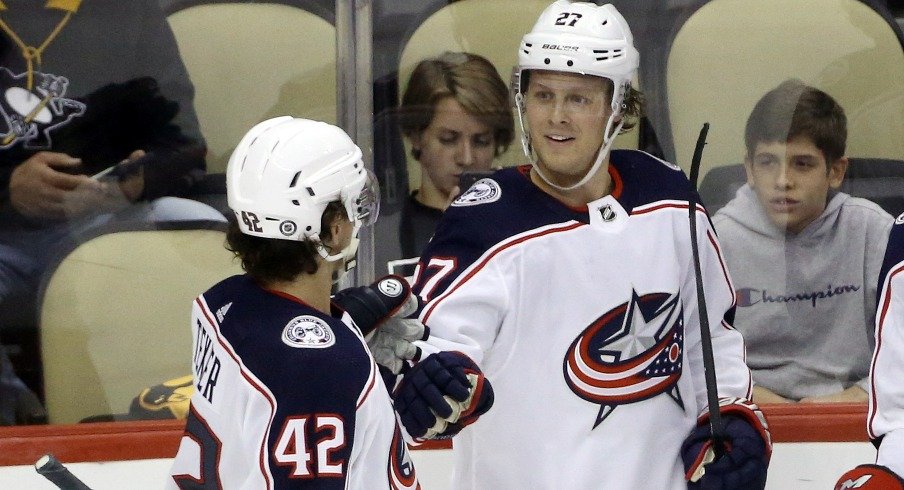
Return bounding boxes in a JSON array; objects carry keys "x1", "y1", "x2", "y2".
[
  {"x1": 395, "y1": 0, "x2": 642, "y2": 191},
  {"x1": 37, "y1": 222, "x2": 242, "y2": 424},
  {"x1": 667, "y1": 0, "x2": 904, "y2": 181},
  {"x1": 166, "y1": 1, "x2": 337, "y2": 174}
]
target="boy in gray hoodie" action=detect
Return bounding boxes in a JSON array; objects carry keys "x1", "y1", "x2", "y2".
[{"x1": 712, "y1": 79, "x2": 893, "y2": 404}]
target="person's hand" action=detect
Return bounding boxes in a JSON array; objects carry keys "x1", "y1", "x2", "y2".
[
  {"x1": 117, "y1": 149, "x2": 146, "y2": 202},
  {"x1": 332, "y1": 275, "x2": 426, "y2": 374},
  {"x1": 799, "y1": 385, "x2": 868, "y2": 404},
  {"x1": 752, "y1": 385, "x2": 794, "y2": 404},
  {"x1": 393, "y1": 351, "x2": 494, "y2": 441},
  {"x1": 8, "y1": 151, "x2": 98, "y2": 219},
  {"x1": 682, "y1": 398, "x2": 772, "y2": 490}
]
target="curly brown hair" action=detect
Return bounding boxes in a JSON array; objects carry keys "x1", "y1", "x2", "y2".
[{"x1": 225, "y1": 202, "x2": 346, "y2": 283}]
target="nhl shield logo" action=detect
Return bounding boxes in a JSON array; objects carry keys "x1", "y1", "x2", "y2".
[
  {"x1": 282, "y1": 316, "x2": 335, "y2": 349},
  {"x1": 599, "y1": 204, "x2": 616, "y2": 222},
  {"x1": 279, "y1": 220, "x2": 298, "y2": 236}
]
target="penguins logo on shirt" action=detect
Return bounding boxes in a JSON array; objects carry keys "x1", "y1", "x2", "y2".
[
  {"x1": 282, "y1": 316, "x2": 335, "y2": 349},
  {"x1": 451, "y1": 178, "x2": 501, "y2": 207},
  {"x1": 387, "y1": 425, "x2": 419, "y2": 489},
  {"x1": 0, "y1": 68, "x2": 86, "y2": 149},
  {"x1": 563, "y1": 290, "x2": 685, "y2": 428}
]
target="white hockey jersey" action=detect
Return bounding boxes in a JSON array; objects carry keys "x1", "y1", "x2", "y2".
[
  {"x1": 167, "y1": 275, "x2": 419, "y2": 489},
  {"x1": 411, "y1": 150, "x2": 753, "y2": 489},
  {"x1": 869, "y1": 216, "x2": 904, "y2": 478}
]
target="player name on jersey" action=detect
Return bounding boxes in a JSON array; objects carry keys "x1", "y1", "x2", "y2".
[{"x1": 192, "y1": 319, "x2": 222, "y2": 404}]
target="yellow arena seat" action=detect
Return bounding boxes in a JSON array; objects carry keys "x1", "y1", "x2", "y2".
[
  {"x1": 167, "y1": 2, "x2": 337, "y2": 173},
  {"x1": 39, "y1": 224, "x2": 242, "y2": 424}
]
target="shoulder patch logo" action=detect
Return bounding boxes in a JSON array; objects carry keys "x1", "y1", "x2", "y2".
[
  {"x1": 282, "y1": 315, "x2": 335, "y2": 349},
  {"x1": 896, "y1": 212, "x2": 904, "y2": 225},
  {"x1": 451, "y1": 178, "x2": 501, "y2": 207}
]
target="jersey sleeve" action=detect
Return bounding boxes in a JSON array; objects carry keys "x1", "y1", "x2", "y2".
[
  {"x1": 410, "y1": 205, "x2": 511, "y2": 365},
  {"x1": 684, "y1": 206, "x2": 753, "y2": 409},
  {"x1": 870, "y1": 221, "x2": 904, "y2": 477}
]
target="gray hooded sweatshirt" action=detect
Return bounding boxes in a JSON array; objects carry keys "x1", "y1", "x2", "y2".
[{"x1": 712, "y1": 184, "x2": 893, "y2": 400}]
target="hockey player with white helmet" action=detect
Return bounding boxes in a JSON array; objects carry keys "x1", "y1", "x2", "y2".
[
  {"x1": 166, "y1": 117, "x2": 424, "y2": 488},
  {"x1": 388, "y1": 1, "x2": 772, "y2": 488},
  {"x1": 835, "y1": 217, "x2": 904, "y2": 489}
]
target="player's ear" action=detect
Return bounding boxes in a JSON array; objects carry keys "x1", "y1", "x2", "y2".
[
  {"x1": 408, "y1": 132, "x2": 423, "y2": 161},
  {"x1": 827, "y1": 156, "x2": 848, "y2": 189},
  {"x1": 322, "y1": 216, "x2": 345, "y2": 251}
]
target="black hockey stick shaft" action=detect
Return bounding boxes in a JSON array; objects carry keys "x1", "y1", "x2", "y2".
[
  {"x1": 35, "y1": 454, "x2": 93, "y2": 490},
  {"x1": 687, "y1": 123, "x2": 727, "y2": 456}
]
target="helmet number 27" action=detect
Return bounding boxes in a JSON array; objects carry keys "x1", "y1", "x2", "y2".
[
  {"x1": 241, "y1": 211, "x2": 263, "y2": 233},
  {"x1": 555, "y1": 12, "x2": 582, "y2": 27}
]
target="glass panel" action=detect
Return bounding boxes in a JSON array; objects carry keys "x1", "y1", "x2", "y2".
[
  {"x1": 369, "y1": 0, "x2": 904, "y2": 482},
  {"x1": 0, "y1": 0, "x2": 338, "y2": 425},
  {"x1": 0, "y1": 0, "x2": 900, "y2": 470}
]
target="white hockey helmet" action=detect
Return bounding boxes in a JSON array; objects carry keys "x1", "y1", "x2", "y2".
[
  {"x1": 514, "y1": 1, "x2": 640, "y2": 190},
  {"x1": 516, "y1": 1, "x2": 639, "y2": 111},
  {"x1": 226, "y1": 117, "x2": 379, "y2": 260}
]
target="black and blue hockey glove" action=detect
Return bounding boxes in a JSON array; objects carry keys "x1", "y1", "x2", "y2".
[
  {"x1": 332, "y1": 275, "x2": 427, "y2": 374},
  {"x1": 682, "y1": 397, "x2": 772, "y2": 490},
  {"x1": 393, "y1": 351, "x2": 494, "y2": 441}
]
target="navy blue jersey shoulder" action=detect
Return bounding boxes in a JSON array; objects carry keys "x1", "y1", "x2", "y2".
[
  {"x1": 200, "y1": 275, "x2": 375, "y2": 485},
  {"x1": 609, "y1": 150, "x2": 697, "y2": 212},
  {"x1": 201, "y1": 275, "x2": 373, "y2": 407},
  {"x1": 879, "y1": 220, "x2": 904, "y2": 296},
  {"x1": 421, "y1": 165, "x2": 581, "y2": 273},
  {"x1": 424, "y1": 150, "x2": 694, "y2": 259}
]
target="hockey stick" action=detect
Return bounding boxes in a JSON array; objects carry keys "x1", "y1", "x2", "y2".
[
  {"x1": 687, "y1": 123, "x2": 727, "y2": 457},
  {"x1": 35, "y1": 454, "x2": 93, "y2": 490}
]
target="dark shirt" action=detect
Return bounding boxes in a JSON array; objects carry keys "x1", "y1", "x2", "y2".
[
  {"x1": 399, "y1": 191, "x2": 443, "y2": 259},
  {"x1": 0, "y1": 0, "x2": 205, "y2": 229}
]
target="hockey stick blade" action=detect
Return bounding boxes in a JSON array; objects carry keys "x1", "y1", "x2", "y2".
[
  {"x1": 35, "y1": 454, "x2": 93, "y2": 490},
  {"x1": 687, "y1": 123, "x2": 727, "y2": 457}
]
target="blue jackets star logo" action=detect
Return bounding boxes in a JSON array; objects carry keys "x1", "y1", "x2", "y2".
[{"x1": 563, "y1": 289, "x2": 685, "y2": 428}]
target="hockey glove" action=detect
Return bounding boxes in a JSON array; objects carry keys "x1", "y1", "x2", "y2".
[
  {"x1": 332, "y1": 275, "x2": 418, "y2": 337},
  {"x1": 682, "y1": 397, "x2": 772, "y2": 490},
  {"x1": 332, "y1": 275, "x2": 427, "y2": 374},
  {"x1": 393, "y1": 351, "x2": 494, "y2": 440},
  {"x1": 835, "y1": 465, "x2": 904, "y2": 489}
]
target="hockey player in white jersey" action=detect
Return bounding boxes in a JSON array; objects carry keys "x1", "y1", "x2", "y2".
[
  {"x1": 167, "y1": 117, "x2": 421, "y2": 489},
  {"x1": 394, "y1": 1, "x2": 773, "y2": 488},
  {"x1": 835, "y1": 217, "x2": 904, "y2": 489}
]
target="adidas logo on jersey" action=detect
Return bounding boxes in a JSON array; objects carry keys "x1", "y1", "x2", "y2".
[{"x1": 216, "y1": 302, "x2": 232, "y2": 322}]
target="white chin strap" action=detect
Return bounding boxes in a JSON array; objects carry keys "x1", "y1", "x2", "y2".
[
  {"x1": 314, "y1": 223, "x2": 361, "y2": 282},
  {"x1": 516, "y1": 92, "x2": 624, "y2": 192}
]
